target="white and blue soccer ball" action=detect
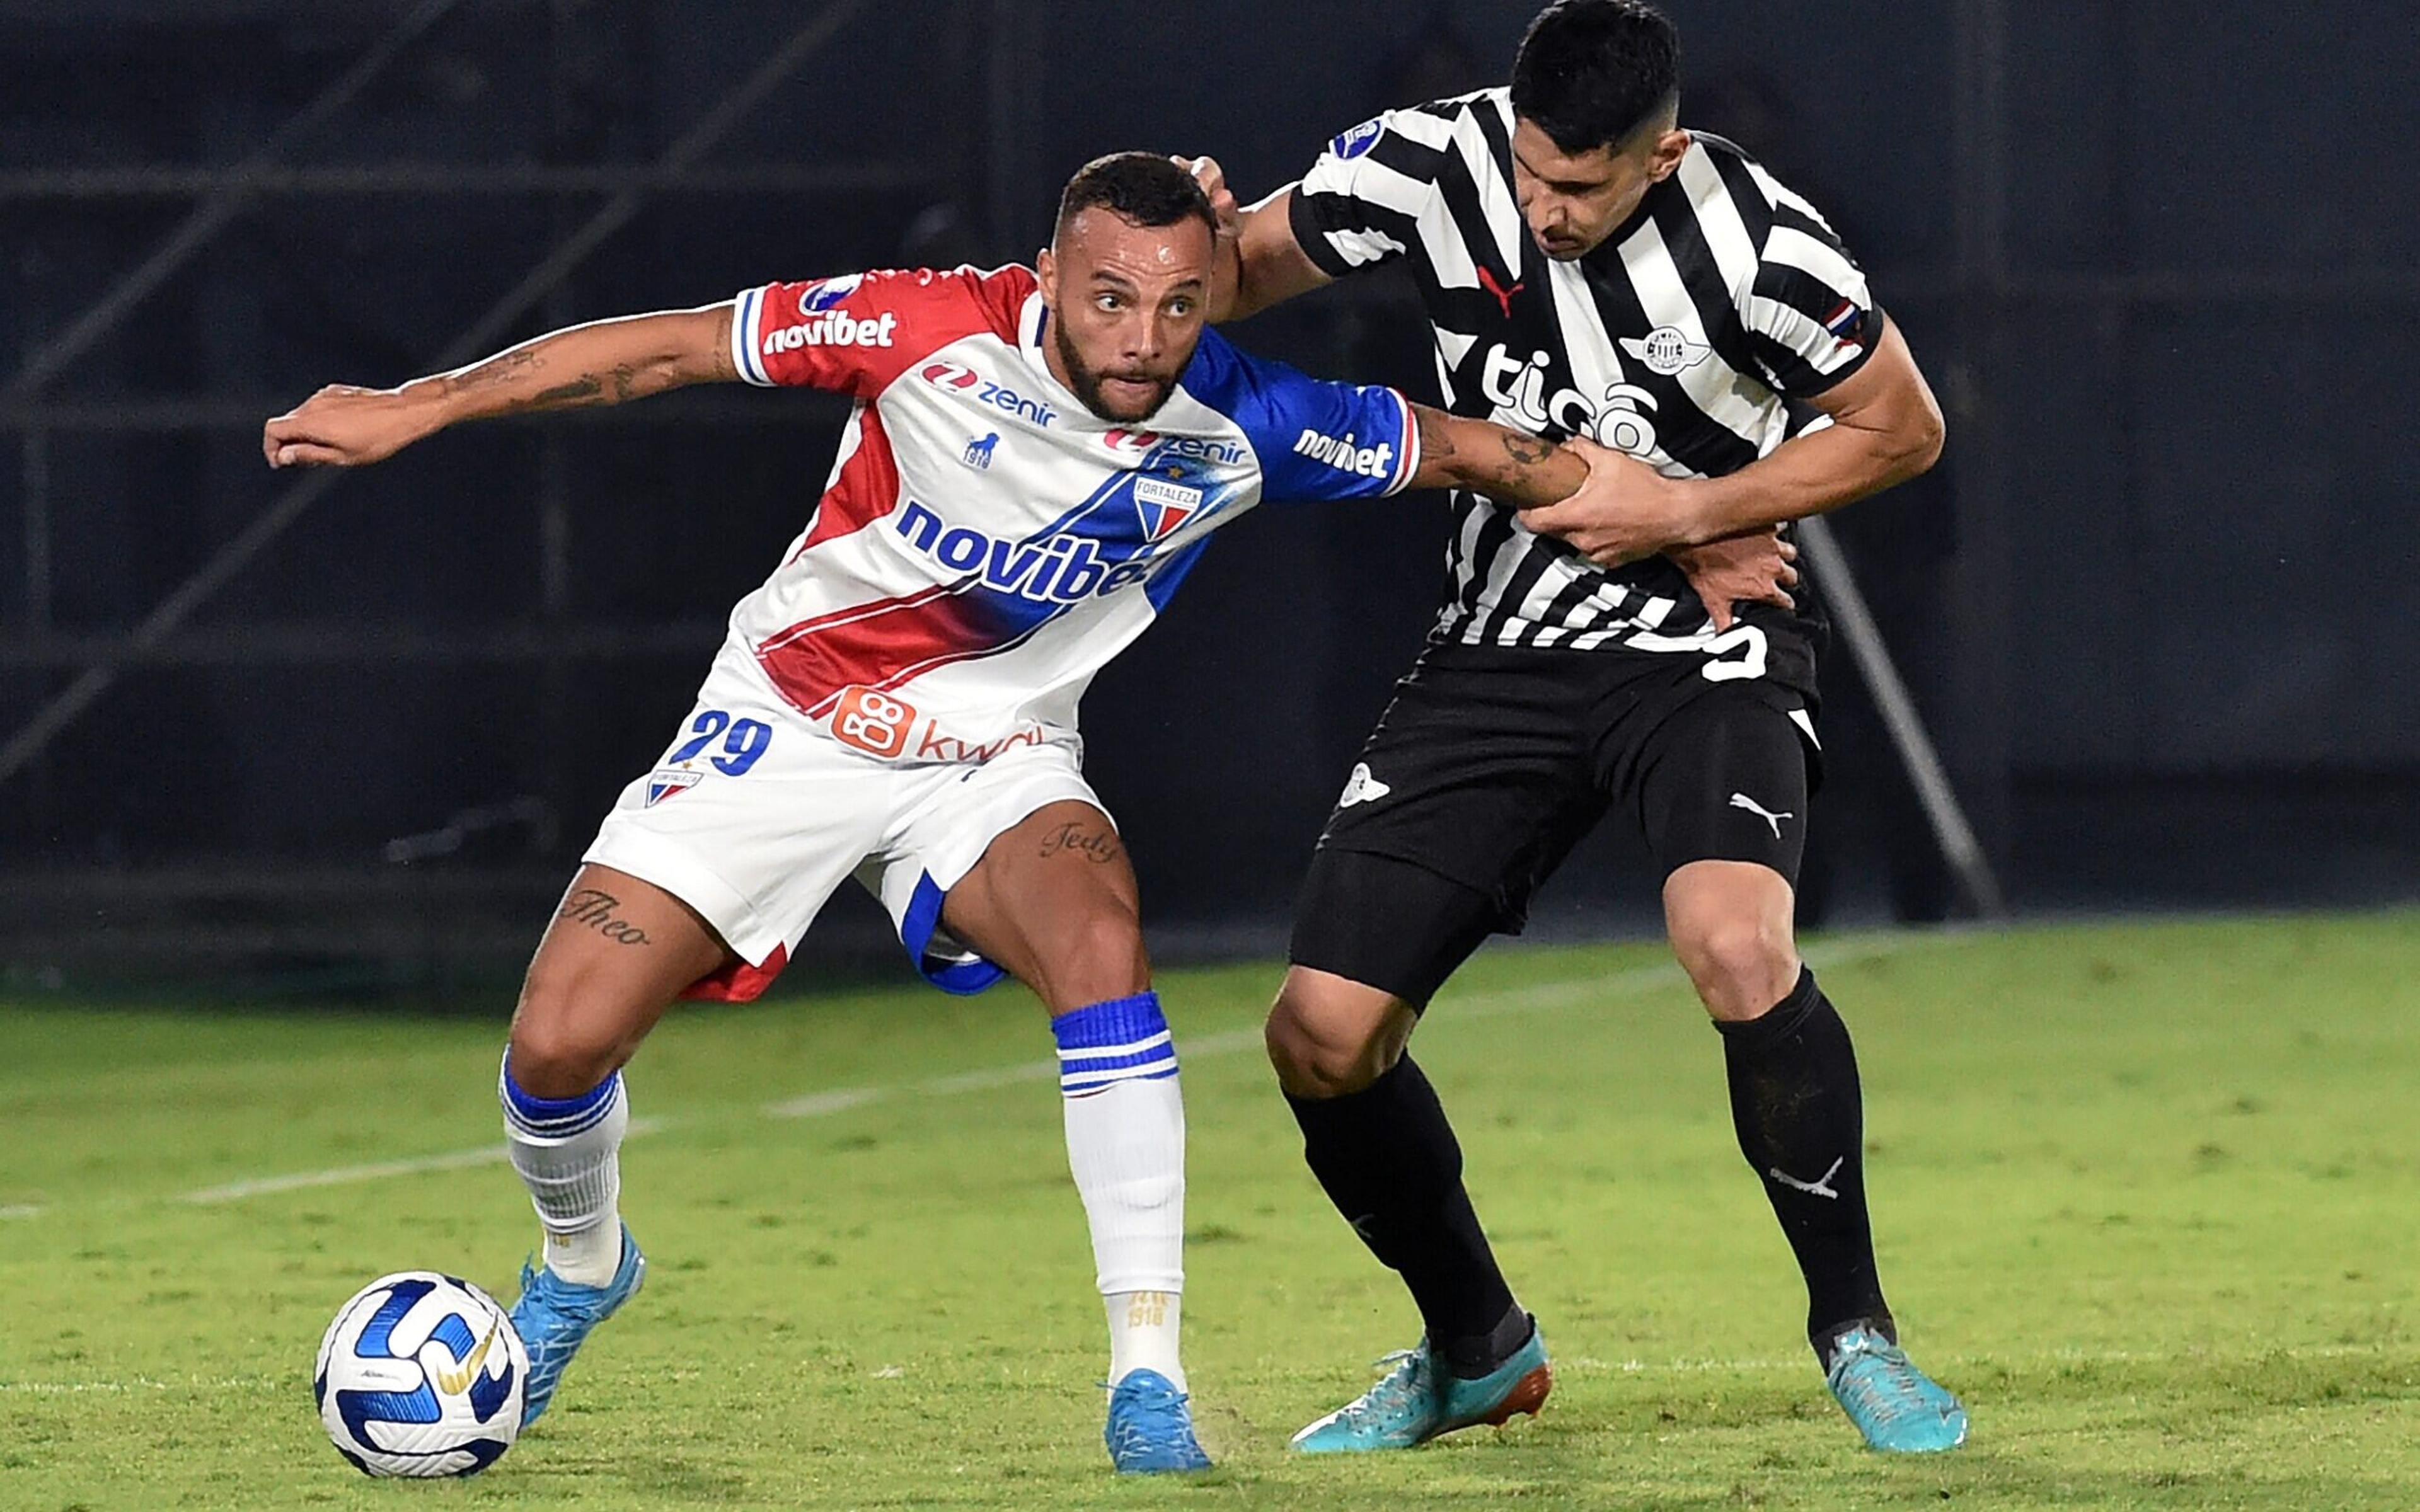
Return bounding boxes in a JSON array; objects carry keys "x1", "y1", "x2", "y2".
[{"x1": 314, "y1": 1271, "x2": 527, "y2": 1477}]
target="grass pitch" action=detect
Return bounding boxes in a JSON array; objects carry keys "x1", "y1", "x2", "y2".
[{"x1": 3, "y1": 912, "x2": 2416, "y2": 1510}]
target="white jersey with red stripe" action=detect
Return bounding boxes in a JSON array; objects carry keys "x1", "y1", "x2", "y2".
[{"x1": 723, "y1": 263, "x2": 1419, "y2": 762}]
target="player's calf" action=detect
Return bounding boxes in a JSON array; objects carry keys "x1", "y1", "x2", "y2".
[
  {"x1": 496, "y1": 866, "x2": 729, "y2": 1424},
  {"x1": 940, "y1": 803, "x2": 1208, "y2": 1470}
]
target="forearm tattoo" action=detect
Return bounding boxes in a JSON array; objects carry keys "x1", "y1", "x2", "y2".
[{"x1": 444, "y1": 353, "x2": 653, "y2": 413}]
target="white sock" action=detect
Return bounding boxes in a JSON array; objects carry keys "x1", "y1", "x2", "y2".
[
  {"x1": 1107, "y1": 1290, "x2": 1185, "y2": 1390},
  {"x1": 1054, "y1": 992, "x2": 1187, "y2": 1392},
  {"x1": 500, "y1": 1053, "x2": 628, "y2": 1287}
]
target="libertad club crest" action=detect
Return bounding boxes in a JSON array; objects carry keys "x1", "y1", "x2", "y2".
[{"x1": 1619, "y1": 325, "x2": 1712, "y2": 376}]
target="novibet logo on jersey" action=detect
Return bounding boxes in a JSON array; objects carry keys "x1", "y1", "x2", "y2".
[{"x1": 1292, "y1": 427, "x2": 1395, "y2": 481}]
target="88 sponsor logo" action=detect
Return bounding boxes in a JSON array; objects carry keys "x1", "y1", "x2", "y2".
[{"x1": 831, "y1": 687, "x2": 916, "y2": 759}]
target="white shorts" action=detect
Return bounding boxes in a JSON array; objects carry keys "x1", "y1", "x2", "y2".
[{"x1": 582, "y1": 638, "x2": 1102, "y2": 1000}]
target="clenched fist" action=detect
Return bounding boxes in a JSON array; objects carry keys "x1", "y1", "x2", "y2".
[{"x1": 262, "y1": 383, "x2": 441, "y2": 469}]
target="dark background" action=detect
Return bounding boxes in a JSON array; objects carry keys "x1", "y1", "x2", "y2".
[{"x1": 0, "y1": 0, "x2": 2411, "y2": 996}]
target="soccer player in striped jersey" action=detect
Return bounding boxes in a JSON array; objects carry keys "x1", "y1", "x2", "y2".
[
  {"x1": 261, "y1": 152, "x2": 1787, "y2": 1472},
  {"x1": 1187, "y1": 0, "x2": 1968, "y2": 1457}
]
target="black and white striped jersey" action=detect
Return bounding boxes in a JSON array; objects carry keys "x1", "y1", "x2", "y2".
[{"x1": 1290, "y1": 87, "x2": 1884, "y2": 653}]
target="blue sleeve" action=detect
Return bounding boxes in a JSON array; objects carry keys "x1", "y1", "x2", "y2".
[{"x1": 1187, "y1": 331, "x2": 1420, "y2": 504}]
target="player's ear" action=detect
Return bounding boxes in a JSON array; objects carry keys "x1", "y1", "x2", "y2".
[
  {"x1": 1035, "y1": 244, "x2": 1059, "y2": 310},
  {"x1": 1648, "y1": 128, "x2": 1691, "y2": 181}
]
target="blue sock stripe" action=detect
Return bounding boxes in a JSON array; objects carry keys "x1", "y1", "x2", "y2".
[
  {"x1": 1057, "y1": 1043, "x2": 1179, "y2": 1078},
  {"x1": 1051, "y1": 992, "x2": 1169, "y2": 1054},
  {"x1": 1063, "y1": 1065, "x2": 1180, "y2": 1095},
  {"x1": 499, "y1": 1060, "x2": 622, "y2": 1137}
]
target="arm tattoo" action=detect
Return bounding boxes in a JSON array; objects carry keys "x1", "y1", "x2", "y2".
[
  {"x1": 558, "y1": 888, "x2": 651, "y2": 945},
  {"x1": 1039, "y1": 822, "x2": 1122, "y2": 864},
  {"x1": 530, "y1": 374, "x2": 604, "y2": 406},
  {"x1": 1498, "y1": 430, "x2": 1557, "y2": 465},
  {"x1": 1414, "y1": 405, "x2": 1460, "y2": 461},
  {"x1": 440, "y1": 349, "x2": 541, "y2": 395}
]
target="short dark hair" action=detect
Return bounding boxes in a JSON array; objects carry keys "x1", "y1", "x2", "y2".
[
  {"x1": 1510, "y1": 0, "x2": 1681, "y2": 154},
  {"x1": 1054, "y1": 151, "x2": 1218, "y2": 244}
]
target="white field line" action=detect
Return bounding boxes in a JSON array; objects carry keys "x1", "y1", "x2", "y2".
[
  {"x1": 27, "y1": 932, "x2": 1928, "y2": 1216},
  {"x1": 0, "y1": 1203, "x2": 42, "y2": 1220},
  {"x1": 176, "y1": 1116, "x2": 670, "y2": 1205},
  {"x1": 6, "y1": 1341, "x2": 2407, "y2": 1398},
  {"x1": 0, "y1": 1373, "x2": 281, "y2": 1395}
]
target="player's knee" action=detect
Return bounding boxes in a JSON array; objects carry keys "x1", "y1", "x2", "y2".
[
  {"x1": 1264, "y1": 990, "x2": 1396, "y2": 1099},
  {"x1": 1036, "y1": 908, "x2": 1150, "y2": 1015},
  {"x1": 1671, "y1": 913, "x2": 1799, "y2": 1023},
  {"x1": 507, "y1": 971, "x2": 627, "y2": 1098}
]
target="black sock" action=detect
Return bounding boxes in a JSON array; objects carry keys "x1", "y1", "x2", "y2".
[
  {"x1": 1715, "y1": 967, "x2": 1894, "y2": 1358},
  {"x1": 1286, "y1": 1055, "x2": 1525, "y2": 1378}
]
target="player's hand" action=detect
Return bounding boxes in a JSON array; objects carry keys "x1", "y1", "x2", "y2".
[
  {"x1": 262, "y1": 384, "x2": 439, "y2": 469},
  {"x1": 1666, "y1": 529, "x2": 1798, "y2": 632},
  {"x1": 1177, "y1": 155, "x2": 1242, "y2": 248},
  {"x1": 1522, "y1": 435, "x2": 1708, "y2": 566}
]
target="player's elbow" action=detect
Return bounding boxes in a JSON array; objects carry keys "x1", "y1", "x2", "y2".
[
  {"x1": 1906, "y1": 397, "x2": 1946, "y2": 476},
  {"x1": 1885, "y1": 392, "x2": 1945, "y2": 483}
]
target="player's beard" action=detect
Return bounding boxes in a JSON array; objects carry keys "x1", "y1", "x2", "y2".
[{"x1": 1053, "y1": 322, "x2": 1176, "y2": 423}]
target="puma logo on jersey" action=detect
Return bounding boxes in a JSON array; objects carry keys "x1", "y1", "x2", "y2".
[
  {"x1": 1337, "y1": 763, "x2": 1392, "y2": 808},
  {"x1": 1477, "y1": 265, "x2": 1525, "y2": 319},
  {"x1": 1729, "y1": 791, "x2": 1793, "y2": 837}
]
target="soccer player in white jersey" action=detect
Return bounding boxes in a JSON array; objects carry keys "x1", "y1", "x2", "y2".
[{"x1": 261, "y1": 152, "x2": 1791, "y2": 1472}]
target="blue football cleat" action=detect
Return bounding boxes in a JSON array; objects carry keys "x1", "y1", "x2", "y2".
[
  {"x1": 508, "y1": 1224, "x2": 645, "y2": 1427},
  {"x1": 1824, "y1": 1324, "x2": 1968, "y2": 1452},
  {"x1": 1104, "y1": 1368, "x2": 1213, "y2": 1473},
  {"x1": 1289, "y1": 1325, "x2": 1552, "y2": 1453}
]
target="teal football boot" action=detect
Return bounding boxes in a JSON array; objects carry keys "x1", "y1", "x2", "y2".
[
  {"x1": 1289, "y1": 1324, "x2": 1552, "y2": 1453},
  {"x1": 1103, "y1": 1369, "x2": 1213, "y2": 1473},
  {"x1": 507, "y1": 1224, "x2": 645, "y2": 1427},
  {"x1": 1824, "y1": 1323, "x2": 1968, "y2": 1452}
]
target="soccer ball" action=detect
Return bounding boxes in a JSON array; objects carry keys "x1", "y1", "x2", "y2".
[{"x1": 313, "y1": 1271, "x2": 527, "y2": 1477}]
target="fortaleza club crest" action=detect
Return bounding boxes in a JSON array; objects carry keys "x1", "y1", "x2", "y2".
[
  {"x1": 1132, "y1": 476, "x2": 1202, "y2": 541},
  {"x1": 645, "y1": 768, "x2": 701, "y2": 806},
  {"x1": 1619, "y1": 325, "x2": 1712, "y2": 376}
]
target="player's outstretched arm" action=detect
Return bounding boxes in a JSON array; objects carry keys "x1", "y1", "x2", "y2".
[
  {"x1": 262, "y1": 304, "x2": 737, "y2": 468},
  {"x1": 1404, "y1": 404, "x2": 1589, "y2": 509},
  {"x1": 1405, "y1": 405, "x2": 1798, "y2": 629}
]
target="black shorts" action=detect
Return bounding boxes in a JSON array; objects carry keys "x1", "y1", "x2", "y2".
[{"x1": 1289, "y1": 638, "x2": 1820, "y2": 1007}]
